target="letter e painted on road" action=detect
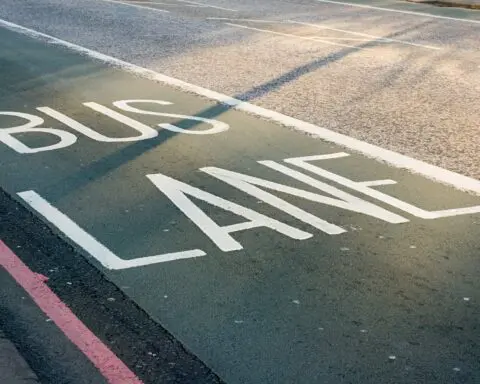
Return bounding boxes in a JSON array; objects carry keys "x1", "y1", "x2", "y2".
[{"x1": 284, "y1": 154, "x2": 480, "y2": 219}]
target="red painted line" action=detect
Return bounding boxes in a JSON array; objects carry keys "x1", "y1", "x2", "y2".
[{"x1": 0, "y1": 240, "x2": 143, "y2": 384}]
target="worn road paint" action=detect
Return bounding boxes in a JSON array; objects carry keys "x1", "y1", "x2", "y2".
[
  {"x1": 290, "y1": 21, "x2": 441, "y2": 50},
  {"x1": 0, "y1": 18, "x2": 479, "y2": 195},
  {"x1": 225, "y1": 23, "x2": 360, "y2": 49},
  {"x1": 0, "y1": 240, "x2": 144, "y2": 384}
]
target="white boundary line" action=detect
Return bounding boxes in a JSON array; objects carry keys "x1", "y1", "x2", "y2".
[
  {"x1": 0, "y1": 18, "x2": 479, "y2": 195},
  {"x1": 315, "y1": 0, "x2": 480, "y2": 24}
]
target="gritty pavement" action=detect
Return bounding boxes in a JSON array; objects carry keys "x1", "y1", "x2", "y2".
[
  {"x1": 0, "y1": 0, "x2": 479, "y2": 178},
  {"x1": 0, "y1": 1, "x2": 479, "y2": 383}
]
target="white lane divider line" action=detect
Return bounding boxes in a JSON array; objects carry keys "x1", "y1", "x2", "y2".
[
  {"x1": 225, "y1": 23, "x2": 361, "y2": 49},
  {"x1": 176, "y1": 0, "x2": 237, "y2": 11},
  {"x1": 17, "y1": 191, "x2": 206, "y2": 270},
  {"x1": 0, "y1": 241, "x2": 144, "y2": 384},
  {"x1": 315, "y1": 0, "x2": 480, "y2": 24},
  {"x1": 0, "y1": 18, "x2": 479, "y2": 195},
  {"x1": 291, "y1": 21, "x2": 441, "y2": 50},
  {"x1": 100, "y1": 0, "x2": 170, "y2": 13}
]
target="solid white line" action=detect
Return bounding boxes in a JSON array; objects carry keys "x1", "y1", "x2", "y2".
[
  {"x1": 315, "y1": 0, "x2": 480, "y2": 24},
  {"x1": 225, "y1": 23, "x2": 360, "y2": 49},
  {"x1": 292, "y1": 21, "x2": 441, "y2": 50},
  {"x1": 176, "y1": 0, "x2": 237, "y2": 11},
  {"x1": 1, "y1": 18, "x2": 479, "y2": 195},
  {"x1": 18, "y1": 190, "x2": 205, "y2": 269},
  {"x1": 100, "y1": 0, "x2": 170, "y2": 13}
]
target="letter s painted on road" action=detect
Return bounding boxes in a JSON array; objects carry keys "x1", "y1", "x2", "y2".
[{"x1": 113, "y1": 99, "x2": 229, "y2": 135}]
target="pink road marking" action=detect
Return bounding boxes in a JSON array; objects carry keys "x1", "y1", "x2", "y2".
[{"x1": 0, "y1": 240, "x2": 143, "y2": 384}]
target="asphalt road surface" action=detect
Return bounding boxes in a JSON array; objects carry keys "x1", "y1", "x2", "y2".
[{"x1": 0, "y1": 1, "x2": 479, "y2": 383}]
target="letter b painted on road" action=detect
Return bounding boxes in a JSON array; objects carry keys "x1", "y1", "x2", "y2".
[{"x1": 0, "y1": 112, "x2": 77, "y2": 154}]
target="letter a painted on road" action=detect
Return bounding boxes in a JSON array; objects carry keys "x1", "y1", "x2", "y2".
[{"x1": 147, "y1": 172, "x2": 312, "y2": 252}]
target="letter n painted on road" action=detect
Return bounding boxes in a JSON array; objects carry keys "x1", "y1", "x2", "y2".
[{"x1": 201, "y1": 166, "x2": 408, "y2": 229}]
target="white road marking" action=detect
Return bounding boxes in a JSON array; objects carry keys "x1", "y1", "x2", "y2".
[
  {"x1": 147, "y1": 172, "x2": 312, "y2": 252},
  {"x1": 207, "y1": 17, "x2": 283, "y2": 23},
  {"x1": 212, "y1": 18, "x2": 441, "y2": 50},
  {"x1": 309, "y1": 37, "x2": 382, "y2": 41},
  {"x1": 100, "y1": 0, "x2": 170, "y2": 13},
  {"x1": 358, "y1": 179, "x2": 397, "y2": 187},
  {"x1": 18, "y1": 190, "x2": 206, "y2": 269},
  {"x1": 113, "y1": 99, "x2": 230, "y2": 134},
  {"x1": 0, "y1": 18, "x2": 479, "y2": 195},
  {"x1": 0, "y1": 111, "x2": 77, "y2": 154},
  {"x1": 38, "y1": 104, "x2": 159, "y2": 142},
  {"x1": 284, "y1": 154, "x2": 480, "y2": 218},
  {"x1": 203, "y1": 166, "x2": 408, "y2": 226},
  {"x1": 315, "y1": 0, "x2": 480, "y2": 24},
  {"x1": 176, "y1": 0, "x2": 237, "y2": 11},
  {"x1": 225, "y1": 23, "x2": 360, "y2": 49},
  {"x1": 291, "y1": 21, "x2": 441, "y2": 50}
]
